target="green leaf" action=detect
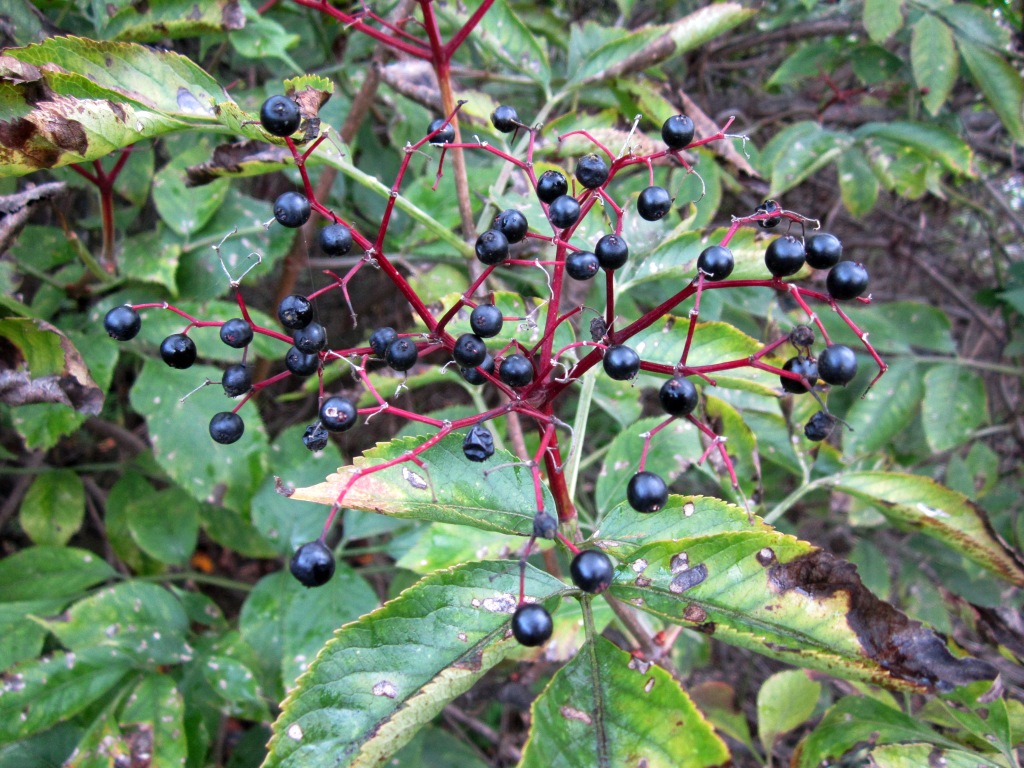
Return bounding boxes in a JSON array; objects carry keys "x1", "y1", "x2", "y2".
[
  {"x1": 19, "y1": 469, "x2": 85, "y2": 546},
  {"x1": 396, "y1": 522, "x2": 521, "y2": 574},
  {"x1": 0, "y1": 318, "x2": 64, "y2": 376},
  {"x1": 119, "y1": 675, "x2": 188, "y2": 767},
  {"x1": 97, "y1": 0, "x2": 245, "y2": 42},
  {"x1": 0, "y1": 646, "x2": 133, "y2": 745},
  {"x1": 0, "y1": 723, "x2": 79, "y2": 767},
  {"x1": 203, "y1": 655, "x2": 270, "y2": 720},
  {"x1": 911, "y1": 15, "x2": 957, "y2": 116},
  {"x1": 863, "y1": 0, "x2": 904, "y2": 41},
  {"x1": 958, "y1": 39, "x2": 1024, "y2": 146},
  {"x1": 152, "y1": 145, "x2": 231, "y2": 237},
  {"x1": 125, "y1": 484, "x2": 200, "y2": 566},
  {"x1": 757, "y1": 670, "x2": 821, "y2": 751},
  {"x1": 390, "y1": 726, "x2": 489, "y2": 768},
  {"x1": 473, "y1": 0, "x2": 550, "y2": 85},
  {"x1": 519, "y1": 635, "x2": 729, "y2": 768},
  {"x1": 290, "y1": 432, "x2": 552, "y2": 536},
  {"x1": 843, "y1": 359, "x2": 924, "y2": 456},
  {"x1": 870, "y1": 743, "x2": 1003, "y2": 768},
  {"x1": 262, "y1": 561, "x2": 566, "y2": 768},
  {"x1": 936, "y1": 3, "x2": 1011, "y2": 51},
  {"x1": 0, "y1": 546, "x2": 114, "y2": 602},
  {"x1": 856, "y1": 121, "x2": 973, "y2": 176},
  {"x1": 922, "y1": 364, "x2": 987, "y2": 452},
  {"x1": 766, "y1": 41, "x2": 842, "y2": 90},
  {"x1": 766, "y1": 122, "x2": 844, "y2": 196},
  {"x1": 829, "y1": 471, "x2": 1024, "y2": 585},
  {"x1": 704, "y1": 394, "x2": 760, "y2": 497},
  {"x1": 229, "y1": 13, "x2": 301, "y2": 73}
]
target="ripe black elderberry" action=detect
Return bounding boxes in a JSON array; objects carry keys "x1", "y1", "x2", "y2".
[
  {"x1": 491, "y1": 105, "x2": 519, "y2": 133},
  {"x1": 536, "y1": 170, "x2": 568, "y2": 204},
  {"x1": 781, "y1": 356, "x2": 818, "y2": 394},
  {"x1": 103, "y1": 305, "x2": 141, "y2": 341},
  {"x1": 637, "y1": 186, "x2": 672, "y2": 221},
  {"x1": 427, "y1": 118, "x2": 454, "y2": 144},
  {"x1": 661, "y1": 114, "x2": 695, "y2": 150},
  {"x1": 290, "y1": 540, "x2": 336, "y2": 587},
  {"x1": 511, "y1": 603, "x2": 553, "y2": 647},
  {"x1": 547, "y1": 195, "x2": 581, "y2": 229},
  {"x1": 627, "y1": 471, "x2": 668, "y2": 513},
  {"x1": 565, "y1": 250, "x2": 599, "y2": 281},
  {"x1": 278, "y1": 294, "x2": 313, "y2": 330},
  {"x1": 817, "y1": 344, "x2": 858, "y2": 386},
  {"x1": 696, "y1": 245, "x2": 734, "y2": 281},
  {"x1": 302, "y1": 423, "x2": 329, "y2": 452},
  {"x1": 274, "y1": 191, "x2": 311, "y2": 228},
  {"x1": 219, "y1": 318, "x2": 253, "y2": 349},
  {"x1": 764, "y1": 235, "x2": 805, "y2": 278},
  {"x1": 285, "y1": 346, "x2": 319, "y2": 377},
  {"x1": 826, "y1": 261, "x2": 869, "y2": 301},
  {"x1": 756, "y1": 200, "x2": 783, "y2": 228},
  {"x1": 575, "y1": 153, "x2": 609, "y2": 189},
  {"x1": 470, "y1": 304, "x2": 503, "y2": 338},
  {"x1": 222, "y1": 364, "x2": 252, "y2": 397},
  {"x1": 493, "y1": 209, "x2": 528, "y2": 243},
  {"x1": 659, "y1": 377, "x2": 698, "y2": 417},
  {"x1": 453, "y1": 333, "x2": 488, "y2": 368},
  {"x1": 319, "y1": 396, "x2": 357, "y2": 432},
  {"x1": 320, "y1": 223, "x2": 353, "y2": 256},
  {"x1": 603, "y1": 345, "x2": 640, "y2": 381},
  {"x1": 804, "y1": 410, "x2": 837, "y2": 442},
  {"x1": 293, "y1": 321, "x2": 327, "y2": 354},
  {"x1": 385, "y1": 338, "x2": 419, "y2": 372},
  {"x1": 209, "y1": 412, "x2": 244, "y2": 444},
  {"x1": 160, "y1": 334, "x2": 197, "y2": 369},
  {"x1": 804, "y1": 233, "x2": 842, "y2": 269},
  {"x1": 595, "y1": 234, "x2": 628, "y2": 270},
  {"x1": 259, "y1": 95, "x2": 301, "y2": 137},
  {"x1": 499, "y1": 354, "x2": 533, "y2": 387},
  {"x1": 570, "y1": 550, "x2": 614, "y2": 594},
  {"x1": 461, "y1": 354, "x2": 495, "y2": 385},
  {"x1": 475, "y1": 229, "x2": 510, "y2": 265},
  {"x1": 369, "y1": 327, "x2": 397, "y2": 357},
  {"x1": 462, "y1": 424, "x2": 495, "y2": 462}
]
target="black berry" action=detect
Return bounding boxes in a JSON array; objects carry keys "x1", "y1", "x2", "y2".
[
  {"x1": 764, "y1": 235, "x2": 805, "y2": 278},
  {"x1": 385, "y1": 338, "x2": 419, "y2": 372},
  {"x1": 565, "y1": 250, "x2": 600, "y2": 281},
  {"x1": 637, "y1": 186, "x2": 672, "y2": 221},
  {"x1": 222, "y1": 364, "x2": 252, "y2": 397},
  {"x1": 781, "y1": 355, "x2": 818, "y2": 394},
  {"x1": 209, "y1": 412, "x2": 244, "y2": 444},
  {"x1": 319, "y1": 223, "x2": 353, "y2": 256},
  {"x1": 533, "y1": 510, "x2": 557, "y2": 539},
  {"x1": 219, "y1": 318, "x2": 253, "y2": 349},
  {"x1": 491, "y1": 105, "x2": 519, "y2": 133},
  {"x1": 427, "y1": 118, "x2": 454, "y2": 144},
  {"x1": 461, "y1": 354, "x2": 495, "y2": 385},
  {"x1": 575, "y1": 153, "x2": 609, "y2": 189},
  {"x1": 293, "y1": 321, "x2": 327, "y2": 354},
  {"x1": 290, "y1": 541, "x2": 335, "y2": 587},
  {"x1": 805, "y1": 233, "x2": 842, "y2": 269},
  {"x1": 274, "y1": 191, "x2": 311, "y2": 228},
  {"x1": 499, "y1": 354, "x2": 533, "y2": 387},
  {"x1": 804, "y1": 411, "x2": 837, "y2": 441},
  {"x1": 160, "y1": 334, "x2": 197, "y2": 369},
  {"x1": 302, "y1": 423, "x2": 329, "y2": 452},
  {"x1": 570, "y1": 550, "x2": 614, "y2": 594},
  {"x1": 602, "y1": 345, "x2": 640, "y2": 381},
  {"x1": 595, "y1": 234, "x2": 628, "y2": 270},
  {"x1": 493, "y1": 209, "x2": 528, "y2": 243},
  {"x1": 259, "y1": 95, "x2": 301, "y2": 137},
  {"x1": 627, "y1": 471, "x2": 668, "y2": 513},
  {"x1": 278, "y1": 294, "x2": 313, "y2": 330},
  {"x1": 756, "y1": 200, "x2": 783, "y2": 229},
  {"x1": 369, "y1": 327, "x2": 397, "y2": 357},
  {"x1": 661, "y1": 115, "x2": 695, "y2": 150},
  {"x1": 103, "y1": 305, "x2": 141, "y2": 341},
  {"x1": 453, "y1": 333, "x2": 488, "y2": 368},
  {"x1": 826, "y1": 261, "x2": 869, "y2": 301},
  {"x1": 462, "y1": 424, "x2": 495, "y2": 462},
  {"x1": 817, "y1": 344, "x2": 858, "y2": 386},
  {"x1": 475, "y1": 229, "x2": 509, "y2": 265},
  {"x1": 285, "y1": 346, "x2": 319, "y2": 376},
  {"x1": 547, "y1": 195, "x2": 581, "y2": 229},
  {"x1": 536, "y1": 170, "x2": 568, "y2": 204},
  {"x1": 511, "y1": 603, "x2": 553, "y2": 647},
  {"x1": 319, "y1": 396, "x2": 357, "y2": 432},
  {"x1": 470, "y1": 304, "x2": 503, "y2": 338},
  {"x1": 696, "y1": 245, "x2": 734, "y2": 281},
  {"x1": 659, "y1": 377, "x2": 698, "y2": 417}
]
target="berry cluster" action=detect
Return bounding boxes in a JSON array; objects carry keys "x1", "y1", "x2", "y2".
[{"x1": 103, "y1": 96, "x2": 886, "y2": 642}]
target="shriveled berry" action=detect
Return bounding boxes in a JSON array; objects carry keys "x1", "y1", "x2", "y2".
[
  {"x1": 285, "y1": 346, "x2": 319, "y2": 376},
  {"x1": 293, "y1": 321, "x2": 327, "y2": 354},
  {"x1": 805, "y1": 411, "x2": 837, "y2": 441},
  {"x1": 319, "y1": 396, "x2": 357, "y2": 432},
  {"x1": 219, "y1": 318, "x2": 253, "y2": 349},
  {"x1": 817, "y1": 344, "x2": 858, "y2": 386},
  {"x1": 789, "y1": 324, "x2": 815, "y2": 350},
  {"x1": 103, "y1": 305, "x2": 141, "y2": 341},
  {"x1": 302, "y1": 423, "x2": 329, "y2": 452},
  {"x1": 595, "y1": 234, "x2": 628, "y2": 270},
  {"x1": 427, "y1": 118, "x2": 454, "y2": 144},
  {"x1": 290, "y1": 540, "x2": 335, "y2": 587},
  {"x1": 511, "y1": 603, "x2": 552, "y2": 647},
  {"x1": 475, "y1": 229, "x2": 509, "y2": 265},
  {"x1": 499, "y1": 354, "x2": 533, "y2": 388},
  {"x1": 470, "y1": 304, "x2": 503, "y2": 338},
  {"x1": 781, "y1": 355, "x2": 818, "y2": 394},
  {"x1": 756, "y1": 200, "x2": 783, "y2": 229},
  {"x1": 603, "y1": 344, "x2": 640, "y2": 381},
  {"x1": 320, "y1": 223, "x2": 353, "y2": 256},
  {"x1": 160, "y1": 334, "x2": 197, "y2": 369},
  {"x1": 697, "y1": 245, "x2": 734, "y2": 281},
  {"x1": 259, "y1": 95, "x2": 301, "y2": 137},
  {"x1": 548, "y1": 195, "x2": 581, "y2": 229},
  {"x1": 493, "y1": 209, "x2": 528, "y2": 243},
  {"x1": 278, "y1": 294, "x2": 313, "y2": 330},
  {"x1": 461, "y1": 354, "x2": 495, "y2": 385},
  {"x1": 661, "y1": 114, "x2": 695, "y2": 150},
  {"x1": 209, "y1": 411, "x2": 244, "y2": 444},
  {"x1": 462, "y1": 424, "x2": 495, "y2": 462},
  {"x1": 274, "y1": 191, "x2": 311, "y2": 228},
  {"x1": 453, "y1": 333, "x2": 487, "y2": 368},
  {"x1": 565, "y1": 250, "x2": 600, "y2": 281},
  {"x1": 764, "y1": 235, "x2": 805, "y2": 278},
  {"x1": 627, "y1": 471, "x2": 668, "y2": 513},
  {"x1": 491, "y1": 105, "x2": 519, "y2": 133},
  {"x1": 533, "y1": 510, "x2": 557, "y2": 539},
  {"x1": 575, "y1": 153, "x2": 609, "y2": 189},
  {"x1": 826, "y1": 261, "x2": 869, "y2": 301},
  {"x1": 369, "y1": 327, "x2": 397, "y2": 357},
  {"x1": 637, "y1": 186, "x2": 672, "y2": 221},
  {"x1": 536, "y1": 170, "x2": 568, "y2": 204},
  {"x1": 385, "y1": 338, "x2": 419, "y2": 371},
  {"x1": 570, "y1": 550, "x2": 614, "y2": 594},
  {"x1": 805, "y1": 232, "x2": 842, "y2": 269},
  {"x1": 222, "y1": 364, "x2": 252, "y2": 397},
  {"x1": 659, "y1": 377, "x2": 698, "y2": 416}
]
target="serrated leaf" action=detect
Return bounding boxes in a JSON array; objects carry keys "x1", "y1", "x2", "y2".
[
  {"x1": 922, "y1": 364, "x2": 987, "y2": 452},
  {"x1": 856, "y1": 121, "x2": 973, "y2": 176},
  {"x1": 843, "y1": 359, "x2": 924, "y2": 456},
  {"x1": 937, "y1": 3, "x2": 1011, "y2": 51},
  {"x1": 911, "y1": 15, "x2": 957, "y2": 116},
  {"x1": 390, "y1": 726, "x2": 489, "y2": 768},
  {"x1": 473, "y1": 0, "x2": 550, "y2": 84},
  {"x1": 766, "y1": 122, "x2": 845, "y2": 196},
  {"x1": 118, "y1": 674, "x2": 188, "y2": 767},
  {"x1": 290, "y1": 432, "x2": 551, "y2": 536},
  {"x1": 757, "y1": 670, "x2": 821, "y2": 750},
  {"x1": 262, "y1": 561, "x2": 566, "y2": 768},
  {"x1": 0, "y1": 546, "x2": 114, "y2": 602},
  {"x1": 863, "y1": 0, "x2": 904, "y2": 41},
  {"x1": 519, "y1": 635, "x2": 729, "y2": 768},
  {"x1": 98, "y1": 0, "x2": 245, "y2": 42},
  {"x1": 958, "y1": 39, "x2": 1024, "y2": 146},
  {"x1": 19, "y1": 469, "x2": 84, "y2": 546},
  {"x1": 829, "y1": 471, "x2": 1024, "y2": 585},
  {"x1": 837, "y1": 148, "x2": 880, "y2": 216}
]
